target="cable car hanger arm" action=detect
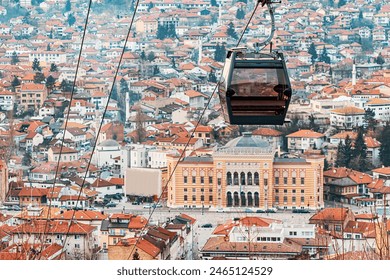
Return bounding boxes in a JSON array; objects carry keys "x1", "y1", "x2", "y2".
[{"x1": 254, "y1": 0, "x2": 281, "y2": 52}]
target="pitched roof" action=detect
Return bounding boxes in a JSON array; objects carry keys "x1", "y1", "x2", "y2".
[
  {"x1": 309, "y1": 208, "x2": 349, "y2": 222},
  {"x1": 286, "y1": 129, "x2": 324, "y2": 138},
  {"x1": 331, "y1": 106, "x2": 365, "y2": 115}
]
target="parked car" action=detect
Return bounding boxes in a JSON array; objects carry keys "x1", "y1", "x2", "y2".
[
  {"x1": 131, "y1": 201, "x2": 140, "y2": 205},
  {"x1": 143, "y1": 204, "x2": 152, "y2": 209},
  {"x1": 9, "y1": 205, "x2": 21, "y2": 211},
  {"x1": 292, "y1": 209, "x2": 310, "y2": 213},
  {"x1": 105, "y1": 202, "x2": 117, "y2": 208},
  {"x1": 0, "y1": 205, "x2": 8, "y2": 210},
  {"x1": 244, "y1": 208, "x2": 254, "y2": 213},
  {"x1": 265, "y1": 208, "x2": 276, "y2": 213},
  {"x1": 201, "y1": 223, "x2": 213, "y2": 228},
  {"x1": 216, "y1": 208, "x2": 225, "y2": 213},
  {"x1": 256, "y1": 209, "x2": 265, "y2": 213},
  {"x1": 153, "y1": 203, "x2": 162, "y2": 208}
]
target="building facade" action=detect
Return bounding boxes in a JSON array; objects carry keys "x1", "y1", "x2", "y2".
[{"x1": 167, "y1": 134, "x2": 324, "y2": 210}]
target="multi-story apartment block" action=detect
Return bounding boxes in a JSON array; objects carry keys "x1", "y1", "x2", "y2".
[
  {"x1": 330, "y1": 106, "x2": 365, "y2": 129},
  {"x1": 18, "y1": 83, "x2": 47, "y2": 110},
  {"x1": 167, "y1": 133, "x2": 324, "y2": 211}
]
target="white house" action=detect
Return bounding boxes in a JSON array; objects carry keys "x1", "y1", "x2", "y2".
[
  {"x1": 286, "y1": 130, "x2": 325, "y2": 153},
  {"x1": 365, "y1": 98, "x2": 390, "y2": 124},
  {"x1": 330, "y1": 106, "x2": 365, "y2": 129}
]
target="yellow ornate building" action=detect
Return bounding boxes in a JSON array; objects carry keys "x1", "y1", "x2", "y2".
[{"x1": 167, "y1": 133, "x2": 324, "y2": 210}]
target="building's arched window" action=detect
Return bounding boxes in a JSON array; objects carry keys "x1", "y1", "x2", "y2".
[
  {"x1": 247, "y1": 192, "x2": 253, "y2": 206},
  {"x1": 233, "y1": 191, "x2": 239, "y2": 206},
  {"x1": 227, "y1": 192, "x2": 233, "y2": 207},
  {"x1": 254, "y1": 172, "x2": 259, "y2": 185},
  {"x1": 240, "y1": 192, "x2": 246, "y2": 207},
  {"x1": 227, "y1": 172, "x2": 232, "y2": 185},
  {"x1": 233, "y1": 172, "x2": 239, "y2": 185},
  {"x1": 247, "y1": 172, "x2": 252, "y2": 185},
  {"x1": 254, "y1": 192, "x2": 260, "y2": 207},
  {"x1": 240, "y1": 172, "x2": 246, "y2": 185}
]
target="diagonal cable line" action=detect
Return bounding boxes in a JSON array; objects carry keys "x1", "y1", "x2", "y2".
[
  {"x1": 36, "y1": 0, "x2": 93, "y2": 260},
  {"x1": 56, "y1": 0, "x2": 141, "y2": 260},
  {"x1": 126, "y1": 2, "x2": 263, "y2": 260}
]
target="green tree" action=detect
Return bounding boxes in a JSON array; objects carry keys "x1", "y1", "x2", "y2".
[
  {"x1": 67, "y1": 13, "x2": 76, "y2": 26},
  {"x1": 309, "y1": 114, "x2": 319, "y2": 132},
  {"x1": 22, "y1": 151, "x2": 32, "y2": 166},
  {"x1": 11, "y1": 76, "x2": 21, "y2": 91},
  {"x1": 364, "y1": 108, "x2": 376, "y2": 132},
  {"x1": 156, "y1": 24, "x2": 166, "y2": 40},
  {"x1": 50, "y1": 63, "x2": 58, "y2": 72},
  {"x1": 351, "y1": 128, "x2": 368, "y2": 171},
  {"x1": 153, "y1": 65, "x2": 160, "y2": 75},
  {"x1": 167, "y1": 23, "x2": 177, "y2": 38},
  {"x1": 236, "y1": 8, "x2": 245, "y2": 20},
  {"x1": 335, "y1": 141, "x2": 346, "y2": 167},
  {"x1": 209, "y1": 71, "x2": 217, "y2": 83},
  {"x1": 336, "y1": 135, "x2": 353, "y2": 168},
  {"x1": 338, "y1": 0, "x2": 347, "y2": 7},
  {"x1": 46, "y1": 75, "x2": 56, "y2": 91},
  {"x1": 214, "y1": 43, "x2": 226, "y2": 62},
  {"x1": 319, "y1": 46, "x2": 331, "y2": 64},
  {"x1": 60, "y1": 79, "x2": 72, "y2": 92},
  {"x1": 32, "y1": 58, "x2": 42, "y2": 72},
  {"x1": 64, "y1": 0, "x2": 71, "y2": 12},
  {"x1": 11, "y1": 51, "x2": 20, "y2": 65},
  {"x1": 140, "y1": 50, "x2": 146, "y2": 60},
  {"x1": 375, "y1": 53, "x2": 385, "y2": 66},
  {"x1": 308, "y1": 42, "x2": 317, "y2": 64},
  {"x1": 343, "y1": 135, "x2": 353, "y2": 168},
  {"x1": 46, "y1": 44, "x2": 51, "y2": 51},
  {"x1": 34, "y1": 72, "x2": 45, "y2": 84},
  {"x1": 210, "y1": 0, "x2": 218, "y2": 6},
  {"x1": 227, "y1": 22, "x2": 238, "y2": 39},
  {"x1": 379, "y1": 123, "x2": 390, "y2": 166},
  {"x1": 147, "y1": 51, "x2": 155, "y2": 62}
]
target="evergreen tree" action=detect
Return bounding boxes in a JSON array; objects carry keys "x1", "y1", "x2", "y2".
[
  {"x1": 364, "y1": 108, "x2": 376, "y2": 132},
  {"x1": 358, "y1": 10, "x2": 363, "y2": 20},
  {"x1": 227, "y1": 22, "x2": 238, "y2": 39},
  {"x1": 50, "y1": 63, "x2": 58, "y2": 72},
  {"x1": 167, "y1": 23, "x2": 177, "y2": 38},
  {"x1": 11, "y1": 76, "x2": 21, "y2": 91},
  {"x1": 375, "y1": 53, "x2": 385, "y2": 66},
  {"x1": 46, "y1": 44, "x2": 51, "y2": 51},
  {"x1": 64, "y1": 0, "x2": 71, "y2": 12},
  {"x1": 22, "y1": 151, "x2": 32, "y2": 166},
  {"x1": 210, "y1": 0, "x2": 218, "y2": 6},
  {"x1": 153, "y1": 65, "x2": 160, "y2": 75},
  {"x1": 343, "y1": 135, "x2": 353, "y2": 168},
  {"x1": 67, "y1": 13, "x2": 76, "y2": 26},
  {"x1": 309, "y1": 114, "x2": 319, "y2": 132},
  {"x1": 319, "y1": 47, "x2": 331, "y2": 64},
  {"x1": 308, "y1": 43, "x2": 317, "y2": 64},
  {"x1": 236, "y1": 8, "x2": 245, "y2": 20},
  {"x1": 34, "y1": 72, "x2": 45, "y2": 84},
  {"x1": 209, "y1": 71, "x2": 217, "y2": 83},
  {"x1": 32, "y1": 58, "x2": 42, "y2": 72},
  {"x1": 11, "y1": 51, "x2": 20, "y2": 65},
  {"x1": 147, "y1": 51, "x2": 155, "y2": 62},
  {"x1": 338, "y1": 0, "x2": 347, "y2": 7},
  {"x1": 156, "y1": 24, "x2": 166, "y2": 40},
  {"x1": 119, "y1": 78, "x2": 129, "y2": 111},
  {"x1": 140, "y1": 50, "x2": 146, "y2": 60},
  {"x1": 351, "y1": 128, "x2": 368, "y2": 171},
  {"x1": 335, "y1": 141, "x2": 346, "y2": 167},
  {"x1": 111, "y1": 83, "x2": 119, "y2": 102},
  {"x1": 60, "y1": 79, "x2": 72, "y2": 92},
  {"x1": 214, "y1": 43, "x2": 226, "y2": 62},
  {"x1": 379, "y1": 123, "x2": 390, "y2": 166},
  {"x1": 46, "y1": 75, "x2": 56, "y2": 91}
]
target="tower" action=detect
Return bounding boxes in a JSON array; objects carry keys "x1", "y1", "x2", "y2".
[
  {"x1": 352, "y1": 59, "x2": 356, "y2": 86},
  {"x1": 125, "y1": 91, "x2": 130, "y2": 123}
]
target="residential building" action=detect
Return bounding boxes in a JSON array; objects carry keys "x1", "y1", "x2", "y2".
[
  {"x1": 18, "y1": 83, "x2": 47, "y2": 111},
  {"x1": 330, "y1": 106, "x2": 365, "y2": 129},
  {"x1": 286, "y1": 130, "x2": 325, "y2": 153}
]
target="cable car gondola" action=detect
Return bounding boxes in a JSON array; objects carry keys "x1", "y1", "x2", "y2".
[{"x1": 218, "y1": 0, "x2": 292, "y2": 126}]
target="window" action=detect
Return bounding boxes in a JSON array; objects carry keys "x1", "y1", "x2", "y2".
[
  {"x1": 201, "y1": 195, "x2": 204, "y2": 201},
  {"x1": 283, "y1": 177, "x2": 288, "y2": 184},
  {"x1": 292, "y1": 177, "x2": 296, "y2": 185},
  {"x1": 192, "y1": 195, "x2": 196, "y2": 201},
  {"x1": 209, "y1": 176, "x2": 213, "y2": 184},
  {"x1": 184, "y1": 188, "x2": 187, "y2": 192},
  {"x1": 184, "y1": 195, "x2": 188, "y2": 201},
  {"x1": 301, "y1": 189, "x2": 305, "y2": 193},
  {"x1": 335, "y1": 225, "x2": 342, "y2": 232},
  {"x1": 192, "y1": 188, "x2": 196, "y2": 192},
  {"x1": 217, "y1": 178, "x2": 221, "y2": 185},
  {"x1": 275, "y1": 189, "x2": 279, "y2": 193},
  {"x1": 248, "y1": 172, "x2": 252, "y2": 185},
  {"x1": 301, "y1": 196, "x2": 304, "y2": 202},
  {"x1": 254, "y1": 172, "x2": 259, "y2": 185},
  {"x1": 75, "y1": 244, "x2": 80, "y2": 249},
  {"x1": 275, "y1": 177, "x2": 279, "y2": 185},
  {"x1": 264, "y1": 178, "x2": 268, "y2": 186},
  {"x1": 284, "y1": 189, "x2": 287, "y2": 193},
  {"x1": 184, "y1": 176, "x2": 187, "y2": 184},
  {"x1": 292, "y1": 189, "x2": 296, "y2": 193},
  {"x1": 209, "y1": 188, "x2": 213, "y2": 193},
  {"x1": 283, "y1": 196, "x2": 288, "y2": 202},
  {"x1": 75, "y1": 235, "x2": 80, "y2": 240},
  {"x1": 301, "y1": 178, "x2": 305, "y2": 185},
  {"x1": 200, "y1": 176, "x2": 204, "y2": 184},
  {"x1": 275, "y1": 196, "x2": 279, "y2": 202},
  {"x1": 292, "y1": 197, "x2": 296, "y2": 203},
  {"x1": 192, "y1": 176, "x2": 196, "y2": 184},
  {"x1": 209, "y1": 195, "x2": 213, "y2": 202}
]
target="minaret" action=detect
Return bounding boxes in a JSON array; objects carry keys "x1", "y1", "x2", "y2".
[
  {"x1": 352, "y1": 59, "x2": 356, "y2": 86},
  {"x1": 125, "y1": 91, "x2": 130, "y2": 123},
  {"x1": 218, "y1": 4, "x2": 222, "y2": 26},
  {"x1": 198, "y1": 38, "x2": 202, "y2": 65}
]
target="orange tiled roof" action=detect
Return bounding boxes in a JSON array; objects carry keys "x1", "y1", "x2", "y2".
[
  {"x1": 331, "y1": 106, "x2": 365, "y2": 115},
  {"x1": 309, "y1": 208, "x2": 349, "y2": 222},
  {"x1": 286, "y1": 129, "x2": 324, "y2": 138}
]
